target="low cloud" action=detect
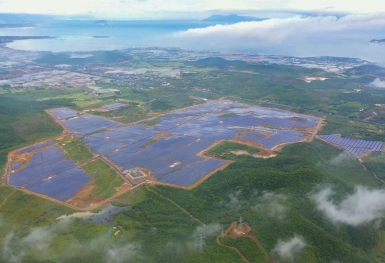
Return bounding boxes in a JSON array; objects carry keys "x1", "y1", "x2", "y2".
[
  {"x1": 175, "y1": 13, "x2": 385, "y2": 42},
  {"x1": 328, "y1": 152, "x2": 354, "y2": 165},
  {"x1": 1, "y1": 219, "x2": 73, "y2": 263},
  {"x1": 1, "y1": 219, "x2": 144, "y2": 263},
  {"x1": 311, "y1": 186, "x2": 385, "y2": 226},
  {"x1": 192, "y1": 223, "x2": 221, "y2": 238},
  {"x1": 368, "y1": 78, "x2": 385, "y2": 88},
  {"x1": 219, "y1": 190, "x2": 243, "y2": 211},
  {"x1": 253, "y1": 191, "x2": 288, "y2": 220},
  {"x1": 107, "y1": 243, "x2": 141, "y2": 263},
  {"x1": 272, "y1": 235, "x2": 307, "y2": 262}
]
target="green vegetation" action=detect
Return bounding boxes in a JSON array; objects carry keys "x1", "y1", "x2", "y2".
[
  {"x1": 221, "y1": 237, "x2": 269, "y2": 263},
  {"x1": 3, "y1": 58, "x2": 385, "y2": 262},
  {"x1": 58, "y1": 137, "x2": 94, "y2": 164},
  {"x1": 112, "y1": 187, "x2": 148, "y2": 207},
  {"x1": 362, "y1": 152, "x2": 385, "y2": 181},
  {"x1": 319, "y1": 115, "x2": 385, "y2": 141},
  {"x1": 219, "y1": 113, "x2": 236, "y2": 118},
  {"x1": 205, "y1": 141, "x2": 260, "y2": 158},
  {"x1": 0, "y1": 90, "x2": 74, "y2": 174},
  {"x1": 146, "y1": 117, "x2": 161, "y2": 127},
  {"x1": 152, "y1": 140, "x2": 381, "y2": 263},
  {"x1": 82, "y1": 159, "x2": 124, "y2": 200}
]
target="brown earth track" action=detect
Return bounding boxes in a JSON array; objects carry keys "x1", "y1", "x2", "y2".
[
  {"x1": 0, "y1": 189, "x2": 16, "y2": 208},
  {"x1": 225, "y1": 221, "x2": 277, "y2": 263},
  {"x1": 216, "y1": 235, "x2": 250, "y2": 263},
  {"x1": 148, "y1": 187, "x2": 203, "y2": 224}
]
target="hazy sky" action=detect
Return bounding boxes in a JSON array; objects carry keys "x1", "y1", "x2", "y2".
[{"x1": 0, "y1": 0, "x2": 383, "y2": 19}]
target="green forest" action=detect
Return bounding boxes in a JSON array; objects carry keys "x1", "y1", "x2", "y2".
[{"x1": 2, "y1": 60, "x2": 385, "y2": 262}]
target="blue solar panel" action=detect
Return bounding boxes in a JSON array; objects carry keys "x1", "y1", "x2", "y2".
[
  {"x1": 49, "y1": 108, "x2": 78, "y2": 120},
  {"x1": 26, "y1": 176, "x2": 88, "y2": 201},
  {"x1": 57, "y1": 167, "x2": 92, "y2": 182},
  {"x1": 18, "y1": 140, "x2": 56, "y2": 154},
  {"x1": 12, "y1": 162, "x2": 20, "y2": 169},
  {"x1": 41, "y1": 103, "x2": 323, "y2": 188},
  {"x1": 101, "y1": 103, "x2": 128, "y2": 110},
  {"x1": 160, "y1": 159, "x2": 225, "y2": 186}
]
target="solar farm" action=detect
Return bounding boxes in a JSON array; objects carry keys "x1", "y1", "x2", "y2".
[
  {"x1": 5, "y1": 100, "x2": 324, "y2": 206},
  {"x1": 319, "y1": 134, "x2": 384, "y2": 157},
  {"x1": 9, "y1": 143, "x2": 92, "y2": 201}
]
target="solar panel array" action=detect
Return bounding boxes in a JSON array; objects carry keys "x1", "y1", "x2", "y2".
[
  {"x1": 101, "y1": 103, "x2": 128, "y2": 110},
  {"x1": 42, "y1": 101, "x2": 321, "y2": 187},
  {"x1": 18, "y1": 140, "x2": 55, "y2": 154},
  {"x1": 49, "y1": 108, "x2": 78, "y2": 120},
  {"x1": 319, "y1": 134, "x2": 384, "y2": 157},
  {"x1": 160, "y1": 159, "x2": 226, "y2": 186},
  {"x1": 10, "y1": 146, "x2": 91, "y2": 201},
  {"x1": 12, "y1": 162, "x2": 20, "y2": 169},
  {"x1": 48, "y1": 108, "x2": 121, "y2": 137},
  {"x1": 241, "y1": 130, "x2": 305, "y2": 149}
]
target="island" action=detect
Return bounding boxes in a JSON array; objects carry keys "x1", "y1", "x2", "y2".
[
  {"x1": 369, "y1": 39, "x2": 385, "y2": 44},
  {"x1": 93, "y1": 20, "x2": 108, "y2": 25}
]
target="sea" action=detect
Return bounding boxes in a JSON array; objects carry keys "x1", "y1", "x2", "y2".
[{"x1": 1, "y1": 19, "x2": 385, "y2": 63}]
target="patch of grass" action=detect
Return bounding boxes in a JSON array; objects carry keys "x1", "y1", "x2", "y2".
[
  {"x1": 145, "y1": 117, "x2": 160, "y2": 127},
  {"x1": 0, "y1": 188, "x2": 74, "y2": 231},
  {"x1": 362, "y1": 152, "x2": 385, "y2": 181},
  {"x1": 82, "y1": 159, "x2": 124, "y2": 200},
  {"x1": 112, "y1": 187, "x2": 148, "y2": 207},
  {"x1": 205, "y1": 141, "x2": 260, "y2": 158},
  {"x1": 319, "y1": 115, "x2": 385, "y2": 141},
  {"x1": 219, "y1": 113, "x2": 236, "y2": 118},
  {"x1": 58, "y1": 137, "x2": 94, "y2": 164},
  {"x1": 0, "y1": 186, "x2": 16, "y2": 198}
]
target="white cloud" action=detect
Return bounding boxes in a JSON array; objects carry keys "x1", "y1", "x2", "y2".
[
  {"x1": 1, "y1": 219, "x2": 72, "y2": 263},
  {"x1": 107, "y1": 243, "x2": 141, "y2": 263},
  {"x1": 176, "y1": 13, "x2": 385, "y2": 42},
  {"x1": 328, "y1": 152, "x2": 354, "y2": 165},
  {"x1": 2, "y1": 232, "x2": 25, "y2": 263},
  {"x1": 253, "y1": 191, "x2": 288, "y2": 220},
  {"x1": 311, "y1": 186, "x2": 385, "y2": 226},
  {"x1": 219, "y1": 191, "x2": 243, "y2": 211},
  {"x1": 192, "y1": 223, "x2": 221, "y2": 238},
  {"x1": 369, "y1": 78, "x2": 385, "y2": 88},
  {"x1": 272, "y1": 235, "x2": 307, "y2": 262},
  {"x1": 0, "y1": 0, "x2": 385, "y2": 17}
]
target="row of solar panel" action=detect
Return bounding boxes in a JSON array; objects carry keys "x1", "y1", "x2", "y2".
[
  {"x1": 227, "y1": 106, "x2": 320, "y2": 122},
  {"x1": 166, "y1": 103, "x2": 244, "y2": 117},
  {"x1": 49, "y1": 108, "x2": 78, "y2": 120},
  {"x1": 319, "y1": 135, "x2": 384, "y2": 157},
  {"x1": 26, "y1": 176, "x2": 89, "y2": 201},
  {"x1": 101, "y1": 103, "x2": 128, "y2": 110},
  {"x1": 11, "y1": 162, "x2": 20, "y2": 169},
  {"x1": 106, "y1": 138, "x2": 214, "y2": 179},
  {"x1": 17, "y1": 140, "x2": 55, "y2": 154},
  {"x1": 320, "y1": 135, "x2": 384, "y2": 151},
  {"x1": 160, "y1": 159, "x2": 226, "y2": 186},
  {"x1": 10, "y1": 146, "x2": 92, "y2": 201},
  {"x1": 339, "y1": 146, "x2": 371, "y2": 157},
  {"x1": 241, "y1": 131, "x2": 304, "y2": 149}
]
